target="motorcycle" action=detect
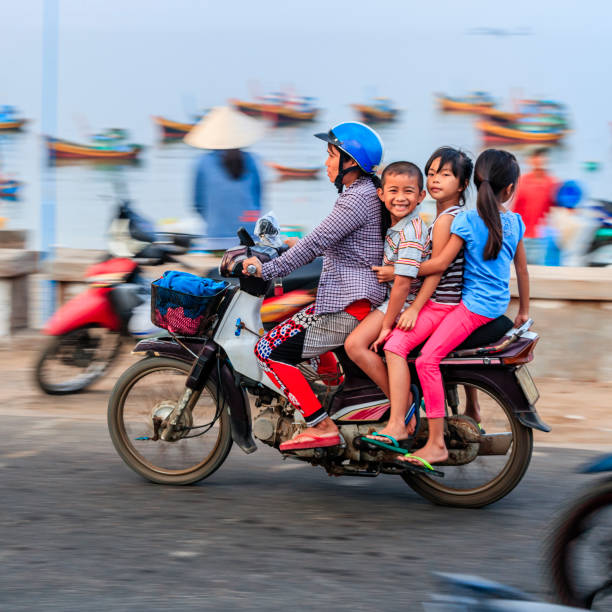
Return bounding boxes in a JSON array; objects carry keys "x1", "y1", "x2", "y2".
[
  {"x1": 424, "y1": 572, "x2": 584, "y2": 611},
  {"x1": 107, "y1": 225, "x2": 549, "y2": 508},
  {"x1": 546, "y1": 453, "x2": 612, "y2": 609},
  {"x1": 586, "y1": 199, "x2": 612, "y2": 267},
  {"x1": 35, "y1": 202, "x2": 319, "y2": 395}
]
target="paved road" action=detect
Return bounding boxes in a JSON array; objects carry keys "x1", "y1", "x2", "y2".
[{"x1": 0, "y1": 410, "x2": 601, "y2": 611}]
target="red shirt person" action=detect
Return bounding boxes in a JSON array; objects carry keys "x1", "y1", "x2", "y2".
[{"x1": 512, "y1": 148, "x2": 558, "y2": 238}]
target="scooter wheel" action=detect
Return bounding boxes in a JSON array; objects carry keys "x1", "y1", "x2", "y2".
[
  {"x1": 107, "y1": 356, "x2": 232, "y2": 485},
  {"x1": 35, "y1": 326, "x2": 122, "y2": 395},
  {"x1": 546, "y1": 478, "x2": 612, "y2": 608}
]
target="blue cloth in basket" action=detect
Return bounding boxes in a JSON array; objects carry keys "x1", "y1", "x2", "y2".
[{"x1": 155, "y1": 271, "x2": 226, "y2": 317}]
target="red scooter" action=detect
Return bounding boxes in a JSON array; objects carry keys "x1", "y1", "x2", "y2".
[{"x1": 35, "y1": 202, "x2": 320, "y2": 395}]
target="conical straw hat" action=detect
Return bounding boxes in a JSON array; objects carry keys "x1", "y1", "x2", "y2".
[{"x1": 184, "y1": 106, "x2": 265, "y2": 150}]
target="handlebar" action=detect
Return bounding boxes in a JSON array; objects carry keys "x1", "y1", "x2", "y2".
[{"x1": 246, "y1": 264, "x2": 257, "y2": 275}]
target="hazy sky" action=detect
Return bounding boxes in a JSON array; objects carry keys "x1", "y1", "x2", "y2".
[{"x1": 5, "y1": 0, "x2": 611, "y2": 33}]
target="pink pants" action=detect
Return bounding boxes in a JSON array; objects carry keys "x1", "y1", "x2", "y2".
[{"x1": 385, "y1": 301, "x2": 492, "y2": 418}]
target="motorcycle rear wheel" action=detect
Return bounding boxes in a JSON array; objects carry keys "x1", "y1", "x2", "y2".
[
  {"x1": 547, "y1": 479, "x2": 612, "y2": 609},
  {"x1": 108, "y1": 356, "x2": 232, "y2": 485},
  {"x1": 403, "y1": 379, "x2": 533, "y2": 508},
  {"x1": 35, "y1": 325, "x2": 123, "y2": 395}
]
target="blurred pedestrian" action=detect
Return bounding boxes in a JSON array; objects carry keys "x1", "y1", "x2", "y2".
[
  {"x1": 511, "y1": 147, "x2": 558, "y2": 264},
  {"x1": 184, "y1": 106, "x2": 264, "y2": 250},
  {"x1": 547, "y1": 180, "x2": 597, "y2": 266}
]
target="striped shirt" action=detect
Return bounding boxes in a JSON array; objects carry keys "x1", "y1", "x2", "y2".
[
  {"x1": 383, "y1": 212, "x2": 427, "y2": 299},
  {"x1": 261, "y1": 176, "x2": 386, "y2": 315},
  {"x1": 423, "y1": 205, "x2": 465, "y2": 304}
]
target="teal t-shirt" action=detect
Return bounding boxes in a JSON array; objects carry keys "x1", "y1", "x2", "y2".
[{"x1": 451, "y1": 209, "x2": 525, "y2": 318}]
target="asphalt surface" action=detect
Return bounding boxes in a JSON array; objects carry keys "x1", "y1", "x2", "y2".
[{"x1": 0, "y1": 408, "x2": 602, "y2": 612}]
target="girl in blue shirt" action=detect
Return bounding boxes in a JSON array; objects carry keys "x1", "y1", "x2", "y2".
[{"x1": 392, "y1": 149, "x2": 530, "y2": 471}]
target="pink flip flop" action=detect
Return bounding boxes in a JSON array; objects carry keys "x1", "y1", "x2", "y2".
[{"x1": 279, "y1": 430, "x2": 343, "y2": 451}]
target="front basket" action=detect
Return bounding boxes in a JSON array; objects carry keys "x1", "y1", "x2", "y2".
[{"x1": 151, "y1": 276, "x2": 229, "y2": 336}]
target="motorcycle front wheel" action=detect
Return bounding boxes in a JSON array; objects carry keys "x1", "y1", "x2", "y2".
[
  {"x1": 35, "y1": 325, "x2": 123, "y2": 395},
  {"x1": 547, "y1": 479, "x2": 612, "y2": 609},
  {"x1": 107, "y1": 356, "x2": 232, "y2": 485},
  {"x1": 403, "y1": 379, "x2": 533, "y2": 508}
]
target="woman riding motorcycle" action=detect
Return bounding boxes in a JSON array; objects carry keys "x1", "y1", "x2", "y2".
[{"x1": 242, "y1": 122, "x2": 386, "y2": 451}]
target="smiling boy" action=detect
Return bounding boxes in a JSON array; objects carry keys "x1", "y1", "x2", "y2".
[{"x1": 345, "y1": 161, "x2": 427, "y2": 408}]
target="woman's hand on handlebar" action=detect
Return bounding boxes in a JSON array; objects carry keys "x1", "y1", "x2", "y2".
[
  {"x1": 242, "y1": 256, "x2": 262, "y2": 277},
  {"x1": 284, "y1": 237, "x2": 299, "y2": 248}
]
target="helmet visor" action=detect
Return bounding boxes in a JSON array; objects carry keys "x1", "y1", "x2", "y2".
[{"x1": 314, "y1": 129, "x2": 343, "y2": 148}]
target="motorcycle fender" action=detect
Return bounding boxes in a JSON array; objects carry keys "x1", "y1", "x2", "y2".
[
  {"x1": 443, "y1": 366, "x2": 551, "y2": 432},
  {"x1": 42, "y1": 287, "x2": 122, "y2": 335},
  {"x1": 132, "y1": 335, "x2": 207, "y2": 361},
  {"x1": 217, "y1": 364, "x2": 257, "y2": 454},
  {"x1": 132, "y1": 337, "x2": 257, "y2": 454}
]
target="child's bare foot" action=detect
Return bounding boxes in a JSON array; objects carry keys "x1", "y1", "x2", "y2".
[
  {"x1": 398, "y1": 441, "x2": 448, "y2": 467},
  {"x1": 366, "y1": 413, "x2": 417, "y2": 444}
]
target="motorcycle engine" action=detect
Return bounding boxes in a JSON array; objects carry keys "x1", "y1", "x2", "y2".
[{"x1": 252, "y1": 407, "x2": 297, "y2": 448}]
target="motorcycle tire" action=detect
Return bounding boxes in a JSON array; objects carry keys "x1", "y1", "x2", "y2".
[
  {"x1": 35, "y1": 326, "x2": 123, "y2": 395},
  {"x1": 546, "y1": 478, "x2": 612, "y2": 608},
  {"x1": 108, "y1": 356, "x2": 233, "y2": 485},
  {"x1": 403, "y1": 377, "x2": 533, "y2": 508}
]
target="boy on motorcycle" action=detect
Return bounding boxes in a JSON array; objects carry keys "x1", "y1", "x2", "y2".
[{"x1": 242, "y1": 122, "x2": 386, "y2": 451}]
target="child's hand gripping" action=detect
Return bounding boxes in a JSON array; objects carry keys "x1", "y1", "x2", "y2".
[
  {"x1": 369, "y1": 326, "x2": 393, "y2": 353},
  {"x1": 396, "y1": 306, "x2": 420, "y2": 331},
  {"x1": 514, "y1": 311, "x2": 530, "y2": 327},
  {"x1": 371, "y1": 265, "x2": 395, "y2": 283}
]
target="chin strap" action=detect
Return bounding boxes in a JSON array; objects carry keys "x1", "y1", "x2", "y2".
[{"x1": 334, "y1": 151, "x2": 361, "y2": 193}]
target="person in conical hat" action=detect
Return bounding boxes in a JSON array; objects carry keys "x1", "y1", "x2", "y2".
[{"x1": 185, "y1": 106, "x2": 265, "y2": 250}]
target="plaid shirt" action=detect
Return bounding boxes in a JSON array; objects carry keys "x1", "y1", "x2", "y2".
[{"x1": 262, "y1": 176, "x2": 385, "y2": 315}]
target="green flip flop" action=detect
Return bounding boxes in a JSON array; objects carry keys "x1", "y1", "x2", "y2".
[
  {"x1": 391, "y1": 454, "x2": 444, "y2": 478},
  {"x1": 358, "y1": 433, "x2": 411, "y2": 455}
]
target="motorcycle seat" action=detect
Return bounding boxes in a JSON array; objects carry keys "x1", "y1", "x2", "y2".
[{"x1": 453, "y1": 315, "x2": 514, "y2": 351}]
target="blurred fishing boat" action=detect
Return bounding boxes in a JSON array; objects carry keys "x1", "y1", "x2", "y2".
[
  {"x1": 437, "y1": 92, "x2": 495, "y2": 113},
  {"x1": 351, "y1": 98, "x2": 398, "y2": 122},
  {"x1": 477, "y1": 98, "x2": 569, "y2": 143},
  {"x1": 516, "y1": 99, "x2": 569, "y2": 130},
  {"x1": 0, "y1": 106, "x2": 27, "y2": 131},
  {"x1": 266, "y1": 162, "x2": 320, "y2": 179},
  {"x1": 476, "y1": 120, "x2": 566, "y2": 143},
  {"x1": 152, "y1": 114, "x2": 207, "y2": 140},
  {"x1": 0, "y1": 179, "x2": 21, "y2": 199},
  {"x1": 230, "y1": 93, "x2": 319, "y2": 125},
  {"x1": 46, "y1": 129, "x2": 143, "y2": 160},
  {"x1": 479, "y1": 107, "x2": 519, "y2": 122}
]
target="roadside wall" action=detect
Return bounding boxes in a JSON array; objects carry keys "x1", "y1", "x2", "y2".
[
  {"x1": 507, "y1": 265, "x2": 612, "y2": 382},
  {"x1": 35, "y1": 253, "x2": 612, "y2": 382}
]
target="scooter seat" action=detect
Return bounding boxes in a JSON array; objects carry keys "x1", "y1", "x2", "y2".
[{"x1": 454, "y1": 315, "x2": 514, "y2": 351}]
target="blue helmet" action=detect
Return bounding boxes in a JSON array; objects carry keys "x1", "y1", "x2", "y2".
[
  {"x1": 556, "y1": 180, "x2": 583, "y2": 209},
  {"x1": 315, "y1": 122, "x2": 384, "y2": 191}
]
